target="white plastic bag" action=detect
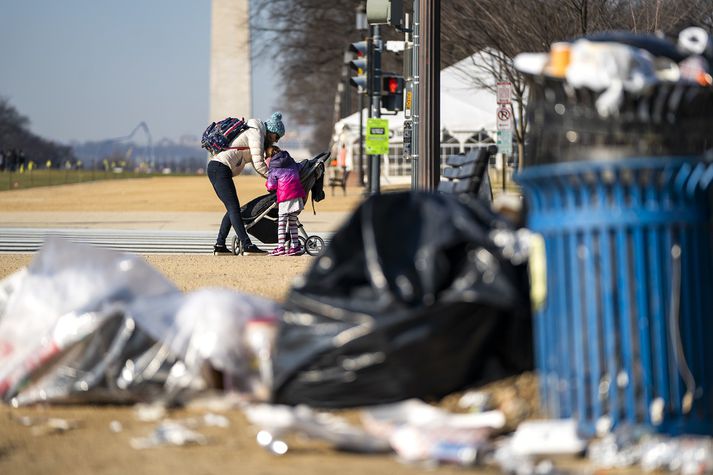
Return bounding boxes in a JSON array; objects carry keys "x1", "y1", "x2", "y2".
[
  {"x1": 0, "y1": 238, "x2": 282, "y2": 405},
  {"x1": 0, "y1": 237, "x2": 178, "y2": 401}
]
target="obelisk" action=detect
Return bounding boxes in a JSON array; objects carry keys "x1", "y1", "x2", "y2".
[{"x1": 210, "y1": 0, "x2": 251, "y2": 122}]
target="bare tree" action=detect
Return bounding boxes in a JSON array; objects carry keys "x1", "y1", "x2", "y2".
[
  {"x1": 253, "y1": 0, "x2": 713, "y2": 158},
  {"x1": 252, "y1": 1, "x2": 360, "y2": 152},
  {"x1": 251, "y1": 0, "x2": 402, "y2": 153},
  {"x1": 0, "y1": 97, "x2": 75, "y2": 167},
  {"x1": 442, "y1": 0, "x2": 713, "y2": 166}
]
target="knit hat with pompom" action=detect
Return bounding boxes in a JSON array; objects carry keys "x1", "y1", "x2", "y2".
[{"x1": 265, "y1": 111, "x2": 285, "y2": 138}]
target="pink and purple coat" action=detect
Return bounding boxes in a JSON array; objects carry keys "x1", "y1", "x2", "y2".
[{"x1": 265, "y1": 150, "x2": 306, "y2": 203}]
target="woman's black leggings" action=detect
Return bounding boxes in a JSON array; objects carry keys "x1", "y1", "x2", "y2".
[{"x1": 207, "y1": 160, "x2": 251, "y2": 246}]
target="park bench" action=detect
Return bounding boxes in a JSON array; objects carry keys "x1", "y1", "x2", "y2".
[
  {"x1": 438, "y1": 146, "x2": 496, "y2": 202},
  {"x1": 327, "y1": 166, "x2": 350, "y2": 196}
]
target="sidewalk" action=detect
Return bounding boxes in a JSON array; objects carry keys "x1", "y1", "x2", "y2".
[{"x1": 0, "y1": 210, "x2": 351, "y2": 233}]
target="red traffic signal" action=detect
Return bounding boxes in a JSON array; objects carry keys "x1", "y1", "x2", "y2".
[
  {"x1": 385, "y1": 77, "x2": 399, "y2": 94},
  {"x1": 382, "y1": 74, "x2": 404, "y2": 95},
  {"x1": 381, "y1": 74, "x2": 404, "y2": 111}
]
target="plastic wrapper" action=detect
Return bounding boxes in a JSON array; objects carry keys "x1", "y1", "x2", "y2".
[
  {"x1": 0, "y1": 237, "x2": 282, "y2": 406},
  {"x1": 0, "y1": 237, "x2": 178, "y2": 402},
  {"x1": 361, "y1": 399, "x2": 501, "y2": 465},
  {"x1": 129, "y1": 288, "x2": 280, "y2": 401},
  {"x1": 243, "y1": 403, "x2": 391, "y2": 453}
]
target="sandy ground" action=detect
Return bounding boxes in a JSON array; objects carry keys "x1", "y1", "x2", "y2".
[{"x1": 0, "y1": 176, "x2": 499, "y2": 475}]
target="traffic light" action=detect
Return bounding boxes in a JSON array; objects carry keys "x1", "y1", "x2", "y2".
[
  {"x1": 381, "y1": 74, "x2": 404, "y2": 111},
  {"x1": 348, "y1": 41, "x2": 369, "y2": 92}
]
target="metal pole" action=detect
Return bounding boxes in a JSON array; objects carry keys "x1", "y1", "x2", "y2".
[
  {"x1": 366, "y1": 34, "x2": 374, "y2": 192},
  {"x1": 502, "y1": 155, "x2": 507, "y2": 192},
  {"x1": 358, "y1": 90, "x2": 365, "y2": 186},
  {"x1": 402, "y1": 13, "x2": 414, "y2": 187},
  {"x1": 411, "y1": 0, "x2": 420, "y2": 188},
  {"x1": 369, "y1": 24, "x2": 382, "y2": 195},
  {"x1": 417, "y1": 0, "x2": 440, "y2": 190}
]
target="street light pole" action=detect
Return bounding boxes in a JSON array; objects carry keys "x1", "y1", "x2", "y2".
[
  {"x1": 358, "y1": 90, "x2": 365, "y2": 186},
  {"x1": 369, "y1": 24, "x2": 382, "y2": 195},
  {"x1": 411, "y1": 1, "x2": 420, "y2": 188},
  {"x1": 356, "y1": 2, "x2": 368, "y2": 187},
  {"x1": 416, "y1": 0, "x2": 439, "y2": 190}
]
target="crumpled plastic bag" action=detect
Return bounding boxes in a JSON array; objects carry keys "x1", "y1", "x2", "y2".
[
  {"x1": 565, "y1": 40, "x2": 658, "y2": 116},
  {"x1": 0, "y1": 237, "x2": 281, "y2": 405},
  {"x1": 129, "y1": 287, "x2": 279, "y2": 401}
]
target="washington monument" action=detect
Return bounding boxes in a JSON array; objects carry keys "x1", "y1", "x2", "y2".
[{"x1": 210, "y1": 0, "x2": 251, "y2": 122}]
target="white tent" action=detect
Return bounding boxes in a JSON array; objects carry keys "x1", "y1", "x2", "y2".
[{"x1": 332, "y1": 52, "x2": 499, "y2": 177}]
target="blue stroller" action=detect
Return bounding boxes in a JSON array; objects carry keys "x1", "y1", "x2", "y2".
[{"x1": 231, "y1": 151, "x2": 330, "y2": 256}]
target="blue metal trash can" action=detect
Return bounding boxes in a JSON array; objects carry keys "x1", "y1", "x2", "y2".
[{"x1": 516, "y1": 157, "x2": 713, "y2": 436}]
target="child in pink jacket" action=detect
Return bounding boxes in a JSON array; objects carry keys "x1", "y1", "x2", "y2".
[{"x1": 265, "y1": 147, "x2": 307, "y2": 256}]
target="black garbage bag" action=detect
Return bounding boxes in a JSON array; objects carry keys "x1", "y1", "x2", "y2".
[{"x1": 272, "y1": 191, "x2": 533, "y2": 408}]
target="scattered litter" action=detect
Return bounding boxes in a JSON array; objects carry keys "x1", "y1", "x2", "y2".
[
  {"x1": 588, "y1": 426, "x2": 713, "y2": 474},
  {"x1": 508, "y1": 419, "x2": 587, "y2": 456},
  {"x1": 31, "y1": 418, "x2": 81, "y2": 436},
  {"x1": 130, "y1": 421, "x2": 208, "y2": 449},
  {"x1": 256, "y1": 430, "x2": 289, "y2": 455},
  {"x1": 457, "y1": 390, "x2": 492, "y2": 412},
  {"x1": 641, "y1": 436, "x2": 713, "y2": 474},
  {"x1": 134, "y1": 403, "x2": 166, "y2": 422},
  {"x1": 492, "y1": 439, "x2": 536, "y2": 475},
  {"x1": 361, "y1": 399, "x2": 503, "y2": 466},
  {"x1": 243, "y1": 403, "x2": 391, "y2": 453},
  {"x1": 15, "y1": 416, "x2": 82, "y2": 436},
  {"x1": 202, "y1": 413, "x2": 230, "y2": 428},
  {"x1": 109, "y1": 420, "x2": 123, "y2": 433}
]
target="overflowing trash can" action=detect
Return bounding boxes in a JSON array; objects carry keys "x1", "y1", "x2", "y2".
[{"x1": 514, "y1": 29, "x2": 713, "y2": 437}]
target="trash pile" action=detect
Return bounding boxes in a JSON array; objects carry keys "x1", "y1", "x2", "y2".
[
  {"x1": 514, "y1": 27, "x2": 713, "y2": 166},
  {"x1": 1, "y1": 183, "x2": 711, "y2": 473},
  {"x1": 510, "y1": 26, "x2": 713, "y2": 474},
  {"x1": 0, "y1": 237, "x2": 281, "y2": 406},
  {"x1": 515, "y1": 27, "x2": 713, "y2": 115}
]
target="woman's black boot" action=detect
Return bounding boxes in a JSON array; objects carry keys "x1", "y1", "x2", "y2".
[{"x1": 213, "y1": 244, "x2": 234, "y2": 255}]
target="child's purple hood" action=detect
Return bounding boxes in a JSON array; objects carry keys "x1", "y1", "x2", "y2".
[{"x1": 269, "y1": 150, "x2": 297, "y2": 169}]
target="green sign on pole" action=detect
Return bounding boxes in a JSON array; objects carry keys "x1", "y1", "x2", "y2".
[
  {"x1": 365, "y1": 118, "x2": 389, "y2": 155},
  {"x1": 497, "y1": 129, "x2": 512, "y2": 155}
]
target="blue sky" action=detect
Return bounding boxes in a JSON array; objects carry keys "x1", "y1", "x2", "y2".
[{"x1": 0, "y1": 0, "x2": 277, "y2": 144}]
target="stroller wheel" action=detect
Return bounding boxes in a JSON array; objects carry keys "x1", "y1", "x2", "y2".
[
  {"x1": 304, "y1": 235, "x2": 325, "y2": 256},
  {"x1": 231, "y1": 236, "x2": 242, "y2": 255}
]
